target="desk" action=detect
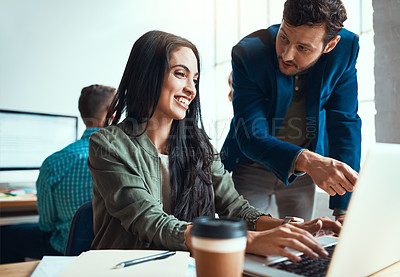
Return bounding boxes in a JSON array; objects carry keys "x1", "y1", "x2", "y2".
[
  {"x1": 0, "y1": 193, "x2": 38, "y2": 226},
  {"x1": 0, "y1": 259, "x2": 399, "y2": 277},
  {"x1": 0, "y1": 260, "x2": 40, "y2": 277}
]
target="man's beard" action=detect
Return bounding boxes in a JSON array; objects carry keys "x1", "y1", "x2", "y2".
[{"x1": 277, "y1": 53, "x2": 322, "y2": 76}]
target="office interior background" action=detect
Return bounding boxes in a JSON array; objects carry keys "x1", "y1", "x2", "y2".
[{"x1": 1, "y1": 0, "x2": 399, "y2": 218}]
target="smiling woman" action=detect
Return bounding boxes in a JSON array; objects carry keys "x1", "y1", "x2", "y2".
[
  {"x1": 152, "y1": 47, "x2": 198, "y2": 125},
  {"x1": 89, "y1": 31, "x2": 218, "y2": 245}
]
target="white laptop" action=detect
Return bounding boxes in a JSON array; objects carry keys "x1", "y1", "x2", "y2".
[{"x1": 243, "y1": 143, "x2": 400, "y2": 277}]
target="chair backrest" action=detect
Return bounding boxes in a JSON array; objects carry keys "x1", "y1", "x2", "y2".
[{"x1": 64, "y1": 201, "x2": 94, "y2": 256}]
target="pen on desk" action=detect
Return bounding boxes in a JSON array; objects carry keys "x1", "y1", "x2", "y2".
[{"x1": 112, "y1": 251, "x2": 176, "y2": 269}]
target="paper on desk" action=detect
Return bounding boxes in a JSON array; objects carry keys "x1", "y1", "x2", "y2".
[
  {"x1": 31, "y1": 256, "x2": 76, "y2": 277},
  {"x1": 58, "y1": 250, "x2": 189, "y2": 277}
]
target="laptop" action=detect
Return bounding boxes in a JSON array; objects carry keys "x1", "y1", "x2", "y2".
[{"x1": 243, "y1": 143, "x2": 400, "y2": 277}]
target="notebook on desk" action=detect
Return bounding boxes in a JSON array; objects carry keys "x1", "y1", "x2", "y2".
[
  {"x1": 58, "y1": 250, "x2": 189, "y2": 277},
  {"x1": 243, "y1": 142, "x2": 400, "y2": 277}
]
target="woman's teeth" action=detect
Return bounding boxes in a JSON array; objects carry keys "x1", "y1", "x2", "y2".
[{"x1": 176, "y1": 97, "x2": 189, "y2": 105}]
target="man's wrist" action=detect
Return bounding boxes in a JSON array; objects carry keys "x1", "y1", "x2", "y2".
[
  {"x1": 290, "y1": 149, "x2": 307, "y2": 176},
  {"x1": 295, "y1": 149, "x2": 312, "y2": 172}
]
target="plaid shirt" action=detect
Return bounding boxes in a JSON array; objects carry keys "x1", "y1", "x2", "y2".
[{"x1": 36, "y1": 128, "x2": 99, "y2": 253}]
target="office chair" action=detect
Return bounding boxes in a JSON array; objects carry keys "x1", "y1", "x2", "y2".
[{"x1": 64, "y1": 201, "x2": 94, "y2": 256}]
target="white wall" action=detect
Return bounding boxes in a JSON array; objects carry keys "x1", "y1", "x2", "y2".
[
  {"x1": 345, "y1": 0, "x2": 376, "y2": 163},
  {"x1": 0, "y1": 0, "x2": 216, "y2": 183}
]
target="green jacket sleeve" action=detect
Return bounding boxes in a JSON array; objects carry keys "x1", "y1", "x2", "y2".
[{"x1": 88, "y1": 128, "x2": 189, "y2": 250}]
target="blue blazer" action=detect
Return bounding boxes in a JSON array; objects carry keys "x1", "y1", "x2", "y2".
[{"x1": 221, "y1": 25, "x2": 362, "y2": 210}]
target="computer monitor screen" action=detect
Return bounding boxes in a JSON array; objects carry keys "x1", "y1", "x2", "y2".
[{"x1": 0, "y1": 110, "x2": 78, "y2": 170}]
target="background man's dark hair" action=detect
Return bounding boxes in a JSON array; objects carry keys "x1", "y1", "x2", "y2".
[
  {"x1": 283, "y1": 0, "x2": 347, "y2": 45},
  {"x1": 78, "y1": 84, "x2": 116, "y2": 127}
]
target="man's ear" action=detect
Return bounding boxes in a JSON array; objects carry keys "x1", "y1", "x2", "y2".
[{"x1": 323, "y1": 35, "x2": 341, "y2": 54}]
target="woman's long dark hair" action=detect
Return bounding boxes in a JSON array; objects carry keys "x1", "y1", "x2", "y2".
[{"x1": 105, "y1": 30, "x2": 215, "y2": 221}]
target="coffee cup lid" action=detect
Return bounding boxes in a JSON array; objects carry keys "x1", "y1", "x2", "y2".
[{"x1": 190, "y1": 216, "x2": 247, "y2": 239}]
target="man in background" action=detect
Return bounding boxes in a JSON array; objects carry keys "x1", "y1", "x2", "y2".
[
  {"x1": 0, "y1": 84, "x2": 115, "y2": 263},
  {"x1": 221, "y1": 0, "x2": 361, "y2": 222}
]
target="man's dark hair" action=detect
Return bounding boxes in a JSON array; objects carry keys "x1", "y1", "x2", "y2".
[
  {"x1": 283, "y1": 0, "x2": 347, "y2": 45},
  {"x1": 78, "y1": 84, "x2": 116, "y2": 127}
]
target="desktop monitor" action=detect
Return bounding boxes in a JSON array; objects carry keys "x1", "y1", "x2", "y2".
[{"x1": 0, "y1": 110, "x2": 78, "y2": 170}]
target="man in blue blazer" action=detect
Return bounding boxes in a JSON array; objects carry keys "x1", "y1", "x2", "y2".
[{"x1": 221, "y1": 0, "x2": 361, "y2": 222}]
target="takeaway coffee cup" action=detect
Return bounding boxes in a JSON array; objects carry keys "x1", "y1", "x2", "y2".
[{"x1": 190, "y1": 217, "x2": 247, "y2": 277}]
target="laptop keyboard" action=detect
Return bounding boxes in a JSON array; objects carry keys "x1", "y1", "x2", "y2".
[{"x1": 270, "y1": 244, "x2": 336, "y2": 277}]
